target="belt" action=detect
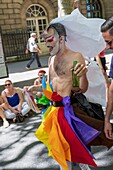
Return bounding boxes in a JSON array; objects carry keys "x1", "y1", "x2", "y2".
[
  {"x1": 52, "y1": 101, "x2": 64, "y2": 107},
  {"x1": 52, "y1": 96, "x2": 75, "y2": 107}
]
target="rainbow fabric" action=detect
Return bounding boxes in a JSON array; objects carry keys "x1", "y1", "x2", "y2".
[
  {"x1": 35, "y1": 77, "x2": 100, "y2": 170},
  {"x1": 23, "y1": 89, "x2": 40, "y2": 113}
]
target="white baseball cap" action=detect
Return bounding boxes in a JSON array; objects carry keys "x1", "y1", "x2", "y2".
[
  {"x1": 74, "y1": 0, "x2": 79, "y2": 2},
  {"x1": 30, "y1": 32, "x2": 36, "y2": 37}
]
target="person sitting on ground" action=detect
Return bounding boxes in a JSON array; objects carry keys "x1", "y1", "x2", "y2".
[
  {"x1": 0, "y1": 95, "x2": 9, "y2": 128},
  {"x1": 1, "y1": 80, "x2": 30, "y2": 122},
  {"x1": 26, "y1": 70, "x2": 49, "y2": 106},
  {"x1": 24, "y1": 70, "x2": 49, "y2": 110},
  {"x1": 27, "y1": 70, "x2": 46, "y2": 100}
]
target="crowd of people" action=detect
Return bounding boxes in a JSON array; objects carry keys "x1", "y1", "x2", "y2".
[{"x1": 1, "y1": 3, "x2": 113, "y2": 170}]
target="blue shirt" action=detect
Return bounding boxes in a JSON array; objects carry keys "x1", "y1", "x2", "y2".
[{"x1": 7, "y1": 93, "x2": 19, "y2": 107}]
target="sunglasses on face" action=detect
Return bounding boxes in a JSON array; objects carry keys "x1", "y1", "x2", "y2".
[
  {"x1": 38, "y1": 73, "x2": 45, "y2": 76},
  {"x1": 5, "y1": 83, "x2": 11, "y2": 87}
]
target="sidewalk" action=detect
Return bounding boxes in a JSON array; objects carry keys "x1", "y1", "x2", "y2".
[
  {"x1": 0, "y1": 56, "x2": 49, "y2": 89},
  {"x1": 0, "y1": 113, "x2": 60, "y2": 170}
]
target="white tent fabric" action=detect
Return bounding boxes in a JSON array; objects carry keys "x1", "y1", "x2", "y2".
[
  {"x1": 51, "y1": 8, "x2": 106, "y2": 59},
  {"x1": 84, "y1": 58, "x2": 106, "y2": 107}
]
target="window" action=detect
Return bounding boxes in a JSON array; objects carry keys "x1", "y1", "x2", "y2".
[
  {"x1": 86, "y1": 0, "x2": 102, "y2": 18},
  {"x1": 26, "y1": 4, "x2": 48, "y2": 43}
]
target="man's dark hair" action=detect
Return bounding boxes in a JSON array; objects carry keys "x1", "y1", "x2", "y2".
[
  {"x1": 47, "y1": 23, "x2": 67, "y2": 41},
  {"x1": 101, "y1": 16, "x2": 113, "y2": 36}
]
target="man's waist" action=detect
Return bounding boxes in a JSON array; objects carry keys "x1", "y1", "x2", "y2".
[
  {"x1": 52, "y1": 101, "x2": 64, "y2": 107},
  {"x1": 30, "y1": 51, "x2": 37, "y2": 53},
  {"x1": 51, "y1": 95, "x2": 77, "y2": 107}
]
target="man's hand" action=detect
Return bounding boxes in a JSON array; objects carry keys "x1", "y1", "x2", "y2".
[
  {"x1": 72, "y1": 87, "x2": 82, "y2": 94},
  {"x1": 37, "y1": 48, "x2": 42, "y2": 54},
  {"x1": 73, "y1": 63, "x2": 88, "y2": 77},
  {"x1": 27, "y1": 86, "x2": 34, "y2": 91},
  {"x1": 104, "y1": 121, "x2": 113, "y2": 139},
  {"x1": 26, "y1": 49, "x2": 29, "y2": 55}
]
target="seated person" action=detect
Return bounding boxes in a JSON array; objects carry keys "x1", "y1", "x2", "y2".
[
  {"x1": 0, "y1": 96, "x2": 9, "y2": 128},
  {"x1": 25, "y1": 70, "x2": 50, "y2": 107},
  {"x1": 1, "y1": 80, "x2": 30, "y2": 122},
  {"x1": 26, "y1": 70, "x2": 46, "y2": 101}
]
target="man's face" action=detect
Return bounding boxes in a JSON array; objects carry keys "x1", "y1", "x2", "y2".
[
  {"x1": 102, "y1": 31, "x2": 113, "y2": 50},
  {"x1": 44, "y1": 28, "x2": 60, "y2": 56},
  {"x1": 33, "y1": 35, "x2": 37, "y2": 38},
  {"x1": 38, "y1": 72, "x2": 45, "y2": 79}
]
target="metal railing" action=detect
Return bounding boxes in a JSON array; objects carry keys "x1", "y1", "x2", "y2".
[{"x1": 1, "y1": 30, "x2": 30, "y2": 61}]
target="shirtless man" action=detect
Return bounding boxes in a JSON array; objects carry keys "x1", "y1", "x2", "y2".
[
  {"x1": 36, "y1": 23, "x2": 113, "y2": 170},
  {"x1": 44, "y1": 23, "x2": 88, "y2": 96}
]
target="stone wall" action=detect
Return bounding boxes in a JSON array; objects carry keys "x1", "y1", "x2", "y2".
[
  {"x1": 0, "y1": 0, "x2": 23, "y2": 32},
  {"x1": 0, "y1": 0, "x2": 58, "y2": 32},
  {"x1": 102, "y1": 0, "x2": 113, "y2": 19}
]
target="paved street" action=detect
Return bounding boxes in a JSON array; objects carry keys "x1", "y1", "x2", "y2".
[
  {"x1": 0, "y1": 113, "x2": 60, "y2": 170},
  {"x1": 1, "y1": 111, "x2": 113, "y2": 170},
  {"x1": 0, "y1": 55, "x2": 49, "y2": 87},
  {"x1": 1, "y1": 53, "x2": 113, "y2": 170}
]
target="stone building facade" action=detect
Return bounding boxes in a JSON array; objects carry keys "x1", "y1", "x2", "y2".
[
  {"x1": 0, "y1": 0, "x2": 113, "y2": 56},
  {"x1": 0, "y1": 0, "x2": 113, "y2": 33},
  {"x1": 0, "y1": 0, "x2": 58, "y2": 32}
]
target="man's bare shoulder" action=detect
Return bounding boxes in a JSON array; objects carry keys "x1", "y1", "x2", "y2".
[
  {"x1": 67, "y1": 50, "x2": 84, "y2": 63},
  {"x1": 67, "y1": 49, "x2": 82, "y2": 56}
]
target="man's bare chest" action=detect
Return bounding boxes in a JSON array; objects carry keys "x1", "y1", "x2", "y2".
[{"x1": 54, "y1": 60, "x2": 70, "y2": 76}]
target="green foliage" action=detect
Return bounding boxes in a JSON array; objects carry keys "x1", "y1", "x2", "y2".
[{"x1": 62, "y1": 0, "x2": 73, "y2": 14}]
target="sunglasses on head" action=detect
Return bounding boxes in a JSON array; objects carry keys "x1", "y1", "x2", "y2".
[{"x1": 5, "y1": 83, "x2": 11, "y2": 87}]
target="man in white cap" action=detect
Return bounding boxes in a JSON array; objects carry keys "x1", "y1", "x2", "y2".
[{"x1": 26, "y1": 32, "x2": 42, "y2": 69}]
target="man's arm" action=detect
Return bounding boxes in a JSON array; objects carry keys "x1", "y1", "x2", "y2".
[
  {"x1": 104, "y1": 79, "x2": 113, "y2": 139},
  {"x1": 73, "y1": 53, "x2": 88, "y2": 93},
  {"x1": 26, "y1": 39, "x2": 29, "y2": 54}
]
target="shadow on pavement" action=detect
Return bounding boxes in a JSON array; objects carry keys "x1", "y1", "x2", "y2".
[{"x1": 0, "y1": 112, "x2": 59, "y2": 170}]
